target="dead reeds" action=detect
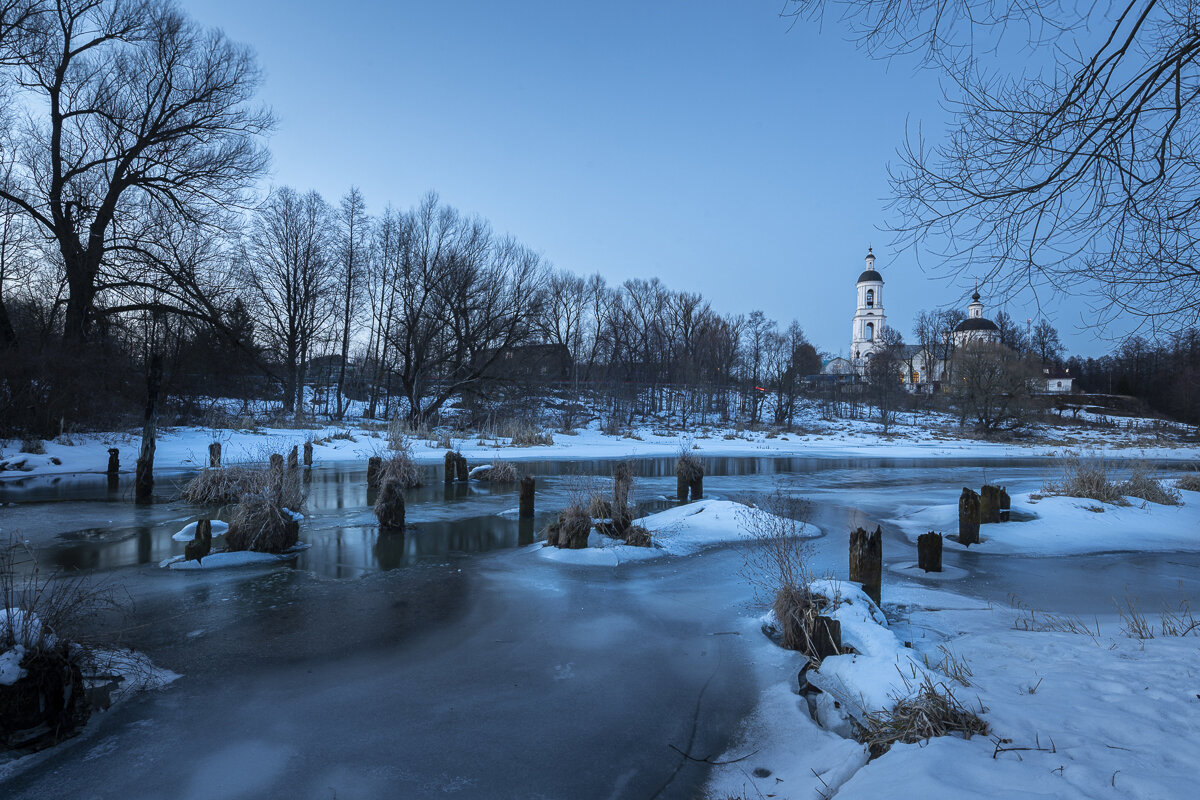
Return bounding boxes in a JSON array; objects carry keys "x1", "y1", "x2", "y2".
[
  {"x1": 857, "y1": 676, "x2": 989, "y2": 759},
  {"x1": 225, "y1": 493, "x2": 299, "y2": 553},
  {"x1": 181, "y1": 465, "x2": 267, "y2": 505},
  {"x1": 1045, "y1": 451, "x2": 1181, "y2": 506}
]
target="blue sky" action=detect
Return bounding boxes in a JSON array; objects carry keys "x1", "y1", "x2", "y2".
[{"x1": 186, "y1": 0, "x2": 1106, "y2": 357}]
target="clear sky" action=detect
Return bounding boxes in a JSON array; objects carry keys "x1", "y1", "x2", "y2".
[{"x1": 184, "y1": 0, "x2": 1108, "y2": 357}]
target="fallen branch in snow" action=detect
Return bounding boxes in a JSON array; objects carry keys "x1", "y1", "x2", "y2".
[{"x1": 991, "y1": 733, "x2": 1056, "y2": 760}]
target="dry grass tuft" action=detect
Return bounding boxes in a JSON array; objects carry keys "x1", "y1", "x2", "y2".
[
  {"x1": 476, "y1": 460, "x2": 519, "y2": 483},
  {"x1": 857, "y1": 676, "x2": 989, "y2": 759},
  {"x1": 675, "y1": 449, "x2": 704, "y2": 482},
  {"x1": 379, "y1": 441, "x2": 422, "y2": 489},
  {"x1": 623, "y1": 524, "x2": 652, "y2": 547},
  {"x1": 225, "y1": 493, "x2": 299, "y2": 553},
  {"x1": 1044, "y1": 451, "x2": 1127, "y2": 505},
  {"x1": 511, "y1": 427, "x2": 554, "y2": 447},
  {"x1": 1176, "y1": 471, "x2": 1200, "y2": 492},
  {"x1": 1122, "y1": 461, "x2": 1181, "y2": 506},
  {"x1": 181, "y1": 466, "x2": 267, "y2": 505},
  {"x1": 18, "y1": 438, "x2": 44, "y2": 455}
]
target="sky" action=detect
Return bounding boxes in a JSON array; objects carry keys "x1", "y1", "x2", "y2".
[{"x1": 184, "y1": 0, "x2": 1111, "y2": 357}]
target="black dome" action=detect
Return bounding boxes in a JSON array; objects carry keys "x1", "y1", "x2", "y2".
[
  {"x1": 857, "y1": 270, "x2": 883, "y2": 283},
  {"x1": 955, "y1": 317, "x2": 1000, "y2": 333}
]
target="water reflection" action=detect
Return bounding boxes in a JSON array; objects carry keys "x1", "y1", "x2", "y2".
[{"x1": 5, "y1": 453, "x2": 1062, "y2": 579}]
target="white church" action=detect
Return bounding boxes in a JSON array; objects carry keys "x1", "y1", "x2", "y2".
[{"x1": 821, "y1": 249, "x2": 1073, "y2": 393}]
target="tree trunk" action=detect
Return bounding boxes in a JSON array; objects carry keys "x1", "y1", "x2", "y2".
[
  {"x1": 135, "y1": 354, "x2": 163, "y2": 504},
  {"x1": 519, "y1": 476, "x2": 535, "y2": 519}
]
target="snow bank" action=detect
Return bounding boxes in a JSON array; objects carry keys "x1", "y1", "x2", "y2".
[
  {"x1": 160, "y1": 543, "x2": 310, "y2": 570},
  {"x1": 894, "y1": 490, "x2": 1200, "y2": 555},
  {"x1": 0, "y1": 644, "x2": 27, "y2": 685},
  {"x1": 530, "y1": 499, "x2": 821, "y2": 566},
  {"x1": 170, "y1": 519, "x2": 230, "y2": 542}
]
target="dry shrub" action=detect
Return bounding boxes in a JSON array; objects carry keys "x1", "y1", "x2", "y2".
[
  {"x1": 181, "y1": 466, "x2": 267, "y2": 505},
  {"x1": 857, "y1": 676, "x2": 989, "y2": 759},
  {"x1": 1044, "y1": 451, "x2": 1127, "y2": 505},
  {"x1": 1176, "y1": 471, "x2": 1200, "y2": 492},
  {"x1": 225, "y1": 493, "x2": 299, "y2": 553},
  {"x1": 1122, "y1": 461, "x2": 1181, "y2": 506},
  {"x1": 1116, "y1": 591, "x2": 1199, "y2": 639},
  {"x1": 379, "y1": 442, "x2": 422, "y2": 489},
  {"x1": 511, "y1": 428, "x2": 554, "y2": 447},
  {"x1": 675, "y1": 449, "x2": 703, "y2": 483},
  {"x1": 587, "y1": 493, "x2": 613, "y2": 520},
  {"x1": 477, "y1": 460, "x2": 519, "y2": 483},
  {"x1": 740, "y1": 486, "x2": 813, "y2": 595},
  {"x1": 772, "y1": 584, "x2": 823, "y2": 653},
  {"x1": 435, "y1": 430, "x2": 453, "y2": 450},
  {"x1": 546, "y1": 503, "x2": 592, "y2": 549},
  {"x1": 624, "y1": 524, "x2": 652, "y2": 547},
  {"x1": 19, "y1": 438, "x2": 44, "y2": 455}
]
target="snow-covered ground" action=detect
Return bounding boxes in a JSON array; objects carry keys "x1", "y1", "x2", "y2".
[
  {"x1": 893, "y1": 489, "x2": 1200, "y2": 556},
  {"x1": 1, "y1": 406, "x2": 1196, "y2": 485}
]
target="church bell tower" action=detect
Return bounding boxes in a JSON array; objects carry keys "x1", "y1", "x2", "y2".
[{"x1": 850, "y1": 248, "x2": 886, "y2": 373}]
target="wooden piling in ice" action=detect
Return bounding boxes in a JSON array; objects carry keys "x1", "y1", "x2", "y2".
[{"x1": 849, "y1": 526, "x2": 883, "y2": 606}]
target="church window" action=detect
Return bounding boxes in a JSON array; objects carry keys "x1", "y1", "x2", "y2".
[
  {"x1": 865, "y1": 289, "x2": 874, "y2": 307},
  {"x1": 866, "y1": 322, "x2": 874, "y2": 340},
  {"x1": 912, "y1": 371, "x2": 919, "y2": 383}
]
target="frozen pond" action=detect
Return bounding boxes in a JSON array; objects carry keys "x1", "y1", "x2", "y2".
[{"x1": 2, "y1": 454, "x2": 1197, "y2": 798}]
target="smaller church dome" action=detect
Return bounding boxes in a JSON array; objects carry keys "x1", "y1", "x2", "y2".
[
  {"x1": 954, "y1": 317, "x2": 1000, "y2": 333},
  {"x1": 857, "y1": 269, "x2": 883, "y2": 284}
]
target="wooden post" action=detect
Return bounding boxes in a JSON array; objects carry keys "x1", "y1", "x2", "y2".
[
  {"x1": 958, "y1": 488, "x2": 981, "y2": 545},
  {"x1": 519, "y1": 475, "x2": 535, "y2": 519},
  {"x1": 303, "y1": 441, "x2": 313, "y2": 467},
  {"x1": 455, "y1": 453, "x2": 469, "y2": 483},
  {"x1": 208, "y1": 442, "x2": 221, "y2": 468},
  {"x1": 185, "y1": 519, "x2": 213, "y2": 563},
  {"x1": 374, "y1": 479, "x2": 406, "y2": 530},
  {"x1": 676, "y1": 473, "x2": 689, "y2": 502},
  {"x1": 613, "y1": 461, "x2": 632, "y2": 533},
  {"x1": 998, "y1": 487, "x2": 1011, "y2": 522},
  {"x1": 367, "y1": 456, "x2": 382, "y2": 488},
  {"x1": 106, "y1": 448, "x2": 120, "y2": 475},
  {"x1": 917, "y1": 531, "x2": 943, "y2": 573},
  {"x1": 690, "y1": 472, "x2": 703, "y2": 502},
  {"x1": 811, "y1": 616, "x2": 842, "y2": 661},
  {"x1": 287, "y1": 446, "x2": 298, "y2": 471},
  {"x1": 980, "y1": 484, "x2": 1001, "y2": 524},
  {"x1": 444, "y1": 451, "x2": 456, "y2": 483},
  {"x1": 849, "y1": 526, "x2": 882, "y2": 606}
]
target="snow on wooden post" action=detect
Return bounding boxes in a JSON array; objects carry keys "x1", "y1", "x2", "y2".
[
  {"x1": 367, "y1": 456, "x2": 382, "y2": 488},
  {"x1": 106, "y1": 448, "x2": 119, "y2": 475},
  {"x1": 519, "y1": 475, "x2": 535, "y2": 519},
  {"x1": 208, "y1": 442, "x2": 221, "y2": 468},
  {"x1": 444, "y1": 451, "x2": 456, "y2": 483},
  {"x1": 980, "y1": 485, "x2": 1001, "y2": 524},
  {"x1": 917, "y1": 532, "x2": 943, "y2": 573},
  {"x1": 374, "y1": 479, "x2": 406, "y2": 530},
  {"x1": 849, "y1": 526, "x2": 882, "y2": 607},
  {"x1": 999, "y1": 487, "x2": 1011, "y2": 522},
  {"x1": 958, "y1": 488, "x2": 981, "y2": 545},
  {"x1": 303, "y1": 441, "x2": 313, "y2": 467}
]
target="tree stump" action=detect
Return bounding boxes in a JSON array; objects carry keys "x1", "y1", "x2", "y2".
[
  {"x1": 444, "y1": 451, "x2": 457, "y2": 483},
  {"x1": 811, "y1": 616, "x2": 842, "y2": 662},
  {"x1": 980, "y1": 484, "x2": 1001, "y2": 524},
  {"x1": 519, "y1": 475, "x2": 535, "y2": 519},
  {"x1": 185, "y1": 519, "x2": 213, "y2": 563},
  {"x1": 917, "y1": 531, "x2": 943, "y2": 573},
  {"x1": 375, "y1": 479, "x2": 406, "y2": 530},
  {"x1": 367, "y1": 456, "x2": 382, "y2": 488},
  {"x1": 676, "y1": 474, "x2": 689, "y2": 502},
  {"x1": 849, "y1": 526, "x2": 883, "y2": 606},
  {"x1": 303, "y1": 441, "x2": 313, "y2": 467},
  {"x1": 287, "y1": 446, "x2": 298, "y2": 471},
  {"x1": 958, "y1": 488, "x2": 981, "y2": 545},
  {"x1": 455, "y1": 453, "x2": 469, "y2": 482},
  {"x1": 208, "y1": 442, "x2": 221, "y2": 468},
  {"x1": 690, "y1": 473, "x2": 703, "y2": 502},
  {"x1": 998, "y1": 487, "x2": 1011, "y2": 522},
  {"x1": 106, "y1": 448, "x2": 119, "y2": 475}
]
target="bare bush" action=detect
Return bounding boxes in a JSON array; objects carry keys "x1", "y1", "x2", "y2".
[
  {"x1": 1122, "y1": 461, "x2": 1181, "y2": 506},
  {"x1": 1044, "y1": 451, "x2": 1127, "y2": 505},
  {"x1": 18, "y1": 438, "x2": 44, "y2": 455},
  {"x1": 1176, "y1": 471, "x2": 1200, "y2": 493},
  {"x1": 181, "y1": 466, "x2": 268, "y2": 505},
  {"x1": 674, "y1": 448, "x2": 704, "y2": 484},
  {"x1": 379, "y1": 442, "x2": 422, "y2": 489}
]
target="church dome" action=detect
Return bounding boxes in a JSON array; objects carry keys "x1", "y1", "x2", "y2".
[
  {"x1": 857, "y1": 269, "x2": 883, "y2": 283},
  {"x1": 954, "y1": 317, "x2": 1000, "y2": 333}
]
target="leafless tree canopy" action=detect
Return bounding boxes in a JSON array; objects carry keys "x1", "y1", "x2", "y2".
[{"x1": 787, "y1": 1, "x2": 1200, "y2": 329}]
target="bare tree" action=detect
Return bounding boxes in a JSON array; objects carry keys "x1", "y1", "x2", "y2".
[
  {"x1": 0, "y1": 0, "x2": 272, "y2": 345},
  {"x1": 785, "y1": 1, "x2": 1200, "y2": 329},
  {"x1": 951, "y1": 341, "x2": 1040, "y2": 433},
  {"x1": 334, "y1": 187, "x2": 369, "y2": 418},
  {"x1": 866, "y1": 324, "x2": 905, "y2": 433},
  {"x1": 1030, "y1": 318, "x2": 1065, "y2": 364},
  {"x1": 242, "y1": 187, "x2": 337, "y2": 415}
]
